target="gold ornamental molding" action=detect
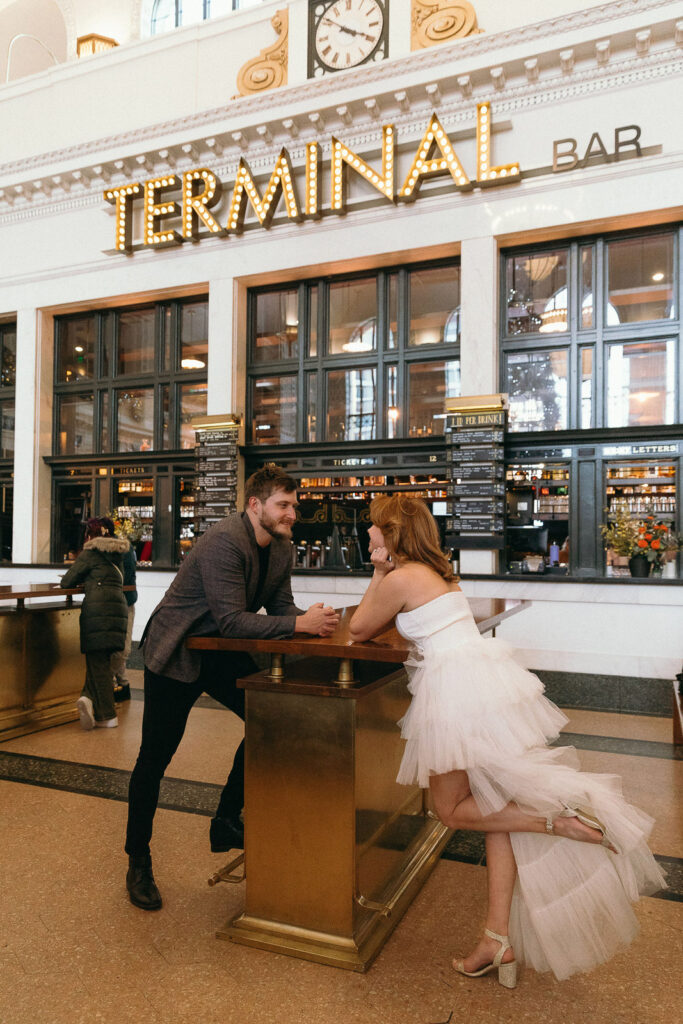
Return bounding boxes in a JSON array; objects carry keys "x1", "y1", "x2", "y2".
[
  {"x1": 235, "y1": 9, "x2": 288, "y2": 98},
  {"x1": 411, "y1": 1, "x2": 481, "y2": 50}
]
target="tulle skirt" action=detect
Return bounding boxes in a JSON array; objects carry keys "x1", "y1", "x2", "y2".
[{"x1": 396, "y1": 637, "x2": 666, "y2": 980}]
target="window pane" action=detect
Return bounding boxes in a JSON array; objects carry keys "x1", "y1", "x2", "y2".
[
  {"x1": 180, "y1": 0, "x2": 204, "y2": 27},
  {"x1": 254, "y1": 290, "x2": 299, "y2": 362},
  {"x1": 580, "y1": 348, "x2": 593, "y2": 429},
  {"x1": 386, "y1": 365, "x2": 399, "y2": 438},
  {"x1": 58, "y1": 393, "x2": 94, "y2": 454},
  {"x1": 309, "y1": 286, "x2": 318, "y2": 357},
  {"x1": 607, "y1": 233, "x2": 675, "y2": 324},
  {"x1": 606, "y1": 340, "x2": 676, "y2": 427},
  {"x1": 506, "y1": 350, "x2": 568, "y2": 431},
  {"x1": 408, "y1": 360, "x2": 460, "y2": 437},
  {"x1": 0, "y1": 402, "x2": 14, "y2": 457},
  {"x1": 151, "y1": 0, "x2": 176, "y2": 33},
  {"x1": 580, "y1": 246, "x2": 593, "y2": 328},
  {"x1": 327, "y1": 368, "x2": 376, "y2": 441},
  {"x1": 160, "y1": 385, "x2": 170, "y2": 449},
  {"x1": 210, "y1": 0, "x2": 232, "y2": 16},
  {"x1": 116, "y1": 388, "x2": 155, "y2": 452},
  {"x1": 306, "y1": 373, "x2": 317, "y2": 442},
  {"x1": 100, "y1": 391, "x2": 109, "y2": 452},
  {"x1": 328, "y1": 278, "x2": 377, "y2": 355},
  {"x1": 506, "y1": 249, "x2": 568, "y2": 335},
  {"x1": 409, "y1": 265, "x2": 460, "y2": 346},
  {"x1": 388, "y1": 274, "x2": 398, "y2": 349},
  {"x1": 180, "y1": 301, "x2": 208, "y2": 372},
  {"x1": 251, "y1": 376, "x2": 297, "y2": 444},
  {"x1": 177, "y1": 475, "x2": 197, "y2": 563},
  {"x1": 58, "y1": 316, "x2": 96, "y2": 383},
  {"x1": 1, "y1": 326, "x2": 16, "y2": 387},
  {"x1": 118, "y1": 308, "x2": 155, "y2": 376},
  {"x1": 162, "y1": 306, "x2": 172, "y2": 372},
  {"x1": 180, "y1": 382, "x2": 207, "y2": 448}
]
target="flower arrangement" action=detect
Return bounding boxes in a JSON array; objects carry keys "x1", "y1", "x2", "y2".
[
  {"x1": 601, "y1": 507, "x2": 682, "y2": 566},
  {"x1": 107, "y1": 510, "x2": 144, "y2": 543}
]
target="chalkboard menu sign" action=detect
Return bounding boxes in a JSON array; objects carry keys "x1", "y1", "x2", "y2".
[
  {"x1": 445, "y1": 400, "x2": 507, "y2": 550},
  {"x1": 193, "y1": 419, "x2": 240, "y2": 537}
]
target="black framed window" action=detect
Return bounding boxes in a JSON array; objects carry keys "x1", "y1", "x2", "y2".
[
  {"x1": 501, "y1": 226, "x2": 682, "y2": 432},
  {"x1": 150, "y1": 0, "x2": 260, "y2": 34},
  {"x1": 246, "y1": 260, "x2": 461, "y2": 444},
  {"x1": 0, "y1": 322, "x2": 16, "y2": 460},
  {"x1": 53, "y1": 297, "x2": 208, "y2": 456}
]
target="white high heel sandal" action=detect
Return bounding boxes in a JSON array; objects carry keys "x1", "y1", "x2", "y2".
[
  {"x1": 453, "y1": 928, "x2": 518, "y2": 989},
  {"x1": 546, "y1": 805, "x2": 621, "y2": 854}
]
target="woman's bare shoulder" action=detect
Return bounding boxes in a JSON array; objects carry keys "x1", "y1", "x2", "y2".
[{"x1": 392, "y1": 562, "x2": 454, "y2": 611}]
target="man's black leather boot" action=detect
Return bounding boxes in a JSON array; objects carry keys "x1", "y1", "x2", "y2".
[
  {"x1": 126, "y1": 854, "x2": 163, "y2": 911},
  {"x1": 209, "y1": 814, "x2": 244, "y2": 853}
]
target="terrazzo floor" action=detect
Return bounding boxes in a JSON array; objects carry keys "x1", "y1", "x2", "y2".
[{"x1": 1, "y1": 669, "x2": 681, "y2": 1024}]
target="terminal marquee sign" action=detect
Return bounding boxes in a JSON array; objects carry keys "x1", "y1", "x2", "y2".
[{"x1": 104, "y1": 103, "x2": 645, "y2": 254}]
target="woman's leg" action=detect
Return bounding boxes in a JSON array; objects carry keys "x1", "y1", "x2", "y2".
[
  {"x1": 457, "y1": 833, "x2": 517, "y2": 971},
  {"x1": 430, "y1": 768, "x2": 613, "y2": 846},
  {"x1": 85, "y1": 651, "x2": 117, "y2": 722}
]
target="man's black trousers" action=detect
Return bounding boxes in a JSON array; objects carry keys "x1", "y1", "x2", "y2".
[{"x1": 125, "y1": 651, "x2": 257, "y2": 858}]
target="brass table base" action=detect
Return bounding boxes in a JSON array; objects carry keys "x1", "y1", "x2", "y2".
[{"x1": 219, "y1": 817, "x2": 449, "y2": 970}]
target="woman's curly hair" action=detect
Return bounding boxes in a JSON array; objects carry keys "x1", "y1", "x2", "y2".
[{"x1": 369, "y1": 494, "x2": 454, "y2": 582}]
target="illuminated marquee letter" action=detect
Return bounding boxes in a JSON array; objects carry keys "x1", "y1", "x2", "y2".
[
  {"x1": 182, "y1": 169, "x2": 223, "y2": 239},
  {"x1": 330, "y1": 125, "x2": 395, "y2": 213},
  {"x1": 476, "y1": 103, "x2": 520, "y2": 185},
  {"x1": 305, "y1": 142, "x2": 321, "y2": 218},
  {"x1": 398, "y1": 114, "x2": 471, "y2": 201},
  {"x1": 143, "y1": 176, "x2": 182, "y2": 246},
  {"x1": 226, "y1": 148, "x2": 300, "y2": 233},
  {"x1": 103, "y1": 183, "x2": 143, "y2": 252}
]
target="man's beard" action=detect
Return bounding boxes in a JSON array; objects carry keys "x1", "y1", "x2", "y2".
[{"x1": 258, "y1": 509, "x2": 292, "y2": 539}]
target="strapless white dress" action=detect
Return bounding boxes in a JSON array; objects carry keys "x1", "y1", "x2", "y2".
[{"x1": 395, "y1": 591, "x2": 666, "y2": 980}]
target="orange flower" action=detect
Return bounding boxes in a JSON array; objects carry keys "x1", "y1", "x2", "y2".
[
  {"x1": 651, "y1": 539, "x2": 661, "y2": 550},
  {"x1": 644, "y1": 533, "x2": 653, "y2": 541},
  {"x1": 638, "y1": 526, "x2": 646, "y2": 534},
  {"x1": 637, "y1": 539, "x2": 648, "y2": 548}
]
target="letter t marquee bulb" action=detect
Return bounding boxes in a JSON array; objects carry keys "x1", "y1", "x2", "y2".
[{"x1": 103, "y1": 184, "x2": 143, "y2": 252}]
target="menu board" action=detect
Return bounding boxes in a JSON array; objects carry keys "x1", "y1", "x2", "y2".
[
  {"x1": 445, "y1": 409, "x2": 506, "y2": 550},
  {"x1": 194, "y1": 425, "x2": 240, "y2": 536}
]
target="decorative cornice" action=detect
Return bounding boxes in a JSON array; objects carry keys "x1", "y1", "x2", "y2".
[
  {"x1": 0, "y1": 0, "x2": 675, "y2": 185},
  {"x1": 0, "y1": 0, "x2": 680, "y2": 221}
]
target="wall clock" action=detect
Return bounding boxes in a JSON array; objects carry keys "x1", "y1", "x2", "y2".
[{"x1": 308, "y1": 0, "x2": 388, "y2": 78}]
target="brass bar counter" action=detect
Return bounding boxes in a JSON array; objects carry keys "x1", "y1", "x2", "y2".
[
  {"x1": 188, "y1": 598, "x2": 526, "y2": 971},
  {"x1": 0, "y1": 584, "x2": 86, "y2": 740}
]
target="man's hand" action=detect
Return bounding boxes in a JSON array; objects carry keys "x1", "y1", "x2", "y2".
[
  {"x1": 294, "y1": 603, "x2": 340, "y2": 636},
  {"x1": 370, "y1": 546, "x2": 395, "y2": 577}
]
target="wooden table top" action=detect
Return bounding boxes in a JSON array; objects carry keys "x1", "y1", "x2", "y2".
[
  {"x1": 0, "y1": 583, "x2": 135, "y2": 602},
  {"x1": 187, "y1": 598, "x2": 527, "y2": 665}
]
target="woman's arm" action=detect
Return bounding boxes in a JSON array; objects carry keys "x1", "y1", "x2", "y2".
[
  {"x1": 60, "y1": 553, "x2": 90, "y2": 589},
  {"x1": 348, "y1": 548, "x2": 406, "y2": 642}
]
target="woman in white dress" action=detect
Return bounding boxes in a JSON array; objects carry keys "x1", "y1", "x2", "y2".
[{"x1": 349, "y1": 494, "x2": 665, "y2": 988}]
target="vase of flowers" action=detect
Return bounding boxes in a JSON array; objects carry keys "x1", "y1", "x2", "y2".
[{"x1": 601, "y1": 508, "x2": 681, "y2": 578}]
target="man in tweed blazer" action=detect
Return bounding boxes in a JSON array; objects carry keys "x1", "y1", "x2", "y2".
[{"x1": 125, "y1": 465, "x2": 339, "y2": 911}]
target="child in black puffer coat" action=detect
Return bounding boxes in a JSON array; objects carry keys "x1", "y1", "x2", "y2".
[{"x1": 61, "y1": 517, "x2": 129, "y2": 729}]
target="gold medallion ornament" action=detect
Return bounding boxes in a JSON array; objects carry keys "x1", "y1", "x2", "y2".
[
  {"x1": 236, "y1": 9, "x2": 288, "y2": 97},
  {"x1": 411, "y1": 0, "x2": 481, "y2": 50}
]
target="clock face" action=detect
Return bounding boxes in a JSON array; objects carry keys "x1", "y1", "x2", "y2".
[{"x1": 314, "y1": 0, "x2": 384, "y2": 72}]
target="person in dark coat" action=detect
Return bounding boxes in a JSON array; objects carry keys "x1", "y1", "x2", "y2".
[
  {"x1": 110, "y1": 535, "x2": 137, "y2": 696},
  {"x1": 61, "y1": 517, "x2": 129, "y2": 730}
]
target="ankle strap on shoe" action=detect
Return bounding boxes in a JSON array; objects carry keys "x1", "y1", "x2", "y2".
[{"x1": 484, "y1": 928, "x2": 510, "y2": 949}]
